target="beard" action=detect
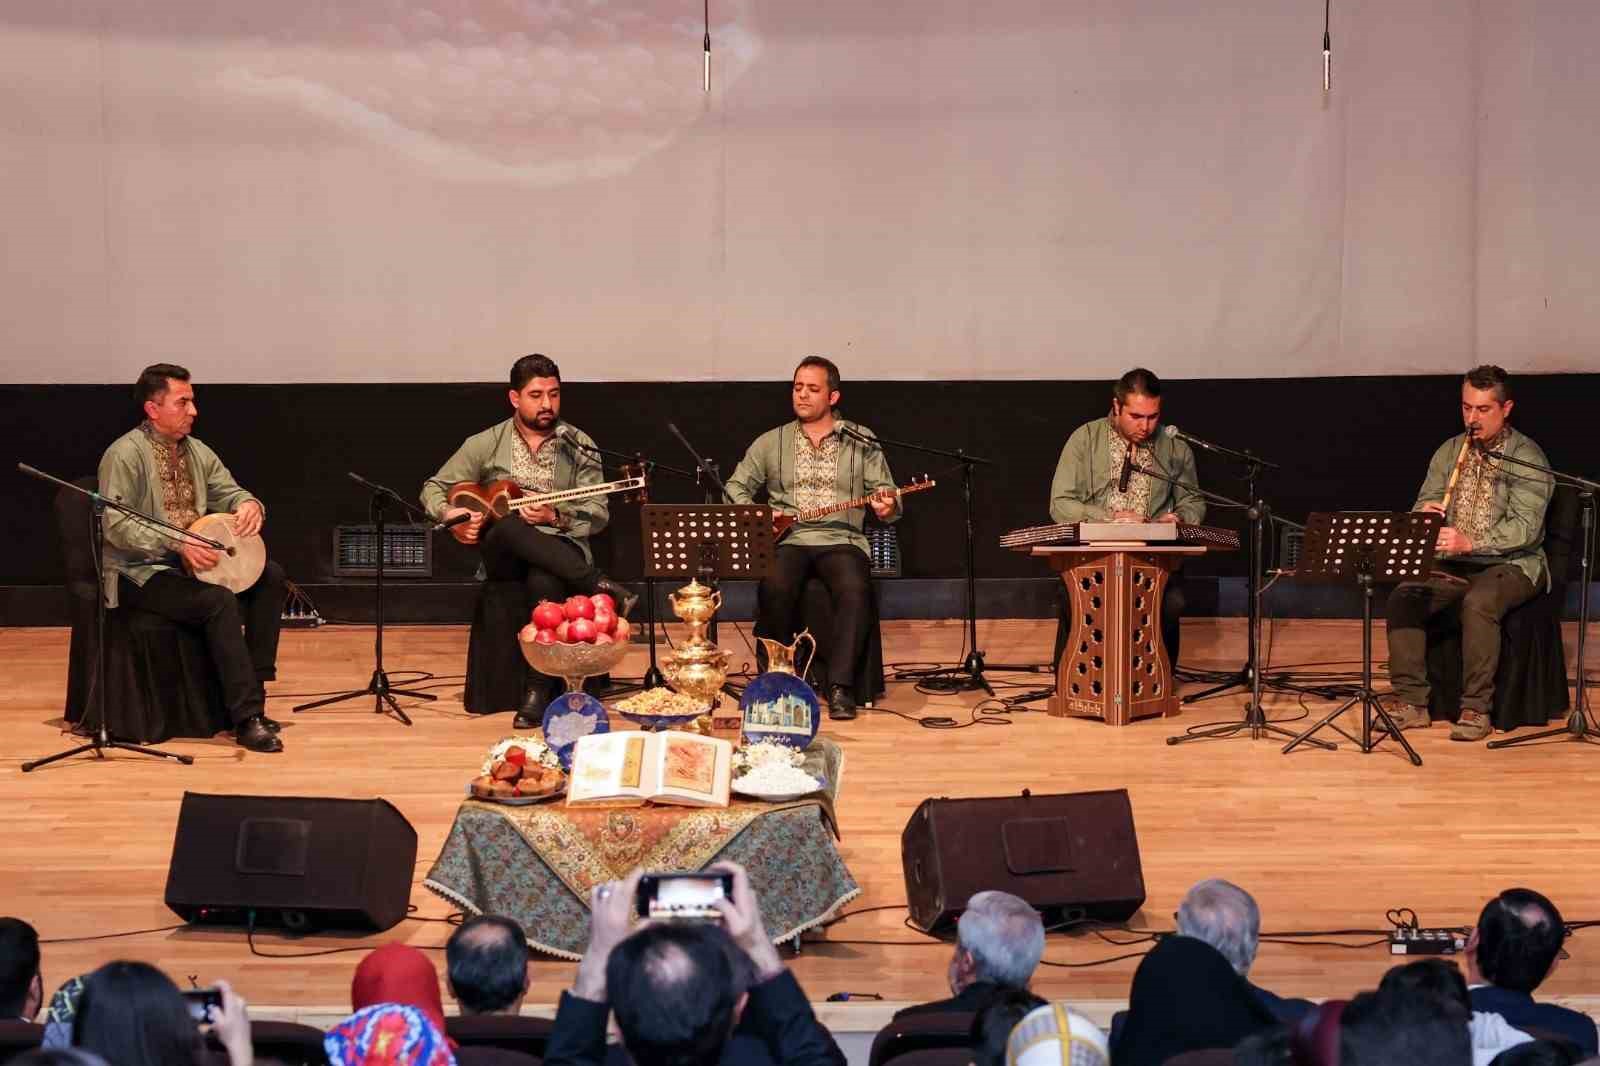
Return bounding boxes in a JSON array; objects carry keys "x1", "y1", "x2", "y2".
[{"x1": 518, "y1": 410, "x2": 557, "y2": 432}]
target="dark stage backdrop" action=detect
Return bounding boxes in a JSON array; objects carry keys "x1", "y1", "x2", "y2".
[{"x1": 3, "y1": 373, "x2": 1596, "y2": 625}]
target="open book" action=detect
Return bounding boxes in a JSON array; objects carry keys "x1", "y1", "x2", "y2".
[{"x1": 566, "y1": 732, "x2": 732, "y2": 808}]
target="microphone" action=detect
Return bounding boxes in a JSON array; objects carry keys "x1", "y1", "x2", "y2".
[
  {"x1": 1117, "y1": 448, "x2": 1134, "y2": 493},
  {"x1": 434, "y1": 512, "x2": 473, "y2": 533},
  {"x1": 837, "y1": 424, "x2": 880, "y2": 448}
]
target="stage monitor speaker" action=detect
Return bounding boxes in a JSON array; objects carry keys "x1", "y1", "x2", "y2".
[
  {"x1": 165, "y1": 791, "x2": 418, "y2": 933},
  {"x1": 901, "y1": 788, "x2": 1144, "y2": 933}
]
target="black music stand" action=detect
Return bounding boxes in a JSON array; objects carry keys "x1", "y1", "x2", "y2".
[{"x1": 1282, "y1": 511, "x2": 1442, "y2": 765}]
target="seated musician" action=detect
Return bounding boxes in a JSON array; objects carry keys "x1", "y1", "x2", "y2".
[
  {"x1": 726, "y1": 356, "x2": 901, "y2": 721},
  {"x1": 98, "y1": 364, "x2": 287, "y2": 753},
  {"x1": 1381, "y1": 365, "x2": 1552, "y2": 742},
  {"x1": 423, "y1": 354, "x2": 636, "y2": 728},
  {"x1": 1048, "y1": 368, "x2": 1205, "y2": 665}
]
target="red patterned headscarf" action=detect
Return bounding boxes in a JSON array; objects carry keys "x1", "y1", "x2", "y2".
[
  {"x1": 325, "y1": 1003, "x2": 455, "y2": 1066},
  {"x1": 351, "y1": 943, "x2": 454, "y2": 1049}
]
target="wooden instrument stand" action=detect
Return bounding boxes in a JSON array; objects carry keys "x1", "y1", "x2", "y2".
[{"x1": 1032, "y1": 545, "x2": 1207, "y2": 725}]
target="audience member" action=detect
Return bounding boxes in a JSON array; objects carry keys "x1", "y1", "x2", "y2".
[
  {"x1": 446, "y1": 917, "x2": 531, "y2": 1017},
  {"x1": 0, "y1": 918, "x2": 43, "y2": 1023},
  {"x1": 39, "y1": 976, "x2": 86, "y2": 1050},
  {"x1": 352, "y1": 943, "x2": 455, "y2": 1051},
  {"x1": 71, "y1": 961, "x2": 252, "y2": 1066},
  {"x1": 1004, "y1": 1003, "x2": 1109, "y2": 1066},
  {"x1": 325, "y1": 1003, "x2": 455, "y2": 1066},
  {"x1": 1488, "y1": 1041, "x2": 1587, "y2": 1066},
  {"x1": 10, "y1": 1050, "x2": 111, "y2": 1066},
  {"x1": 1175, "y1": 881, "x2": 1314, "y2": 1024},
  {"x1": 1339, "y1": 987, "x2": 1471, "y2": 1066},
  {"x1": 896, "y1": 892, "x2": 1045, "y2": 1019},
  {"x1": 544, "y1": 862, "x2": 844, "y2": 1066},
  {"x1": 1379, "y1": 958, "x2": 1532, "y2": 1066},
  {"x1": 1112, "y1": 935, "x2": 1276, "y2": 1066},
  {"x1": 969, "y1": 989, "x2": 1046, "y2": 1066},
  {"x1": 1231, "y1": 1026, "x2": 1292, "y2": 1066},
  {"x1": 1467, "y1": 890, "x2": 1598, "y2": 1056}
]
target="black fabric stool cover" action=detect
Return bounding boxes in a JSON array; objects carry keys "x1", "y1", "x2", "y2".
[
  {"x1": 791, "y1": 575, "x2": 887, "y2": 705},
  {"x1": 1423, "y1": 484, "x2": 1580, "y2": 731},
  {"x1": 58, "y1": 479, "x2": 227, "y2": 743}
]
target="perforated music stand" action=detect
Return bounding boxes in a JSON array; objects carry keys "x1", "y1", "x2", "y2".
[
  {"x1": 641, "y1": 504, "x2": 776, "y2": 582},
  {"x1": 1281, "y1": 511, "x2": 1443, "y2": 765}
]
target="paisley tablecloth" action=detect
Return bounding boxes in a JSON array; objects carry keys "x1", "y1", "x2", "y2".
[{"x1": 423, "y1": 739, "x2": 857, "y2": 958}]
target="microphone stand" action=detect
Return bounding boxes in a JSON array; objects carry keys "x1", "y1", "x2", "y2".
[
  {"x1": 18, "y1": 462, "x2": 233, "y2": 771},
  {"x1": 1478, "y1": 449, "x2": 1600, "y2": 750},
  {"x1": 560, "y1": 433, "x2": 698, "y2": 694},
  {"x1": 1127, "y1": 461, "x2": 1334, "y2": 749},
  {"x1": 837, "y1": 427, "x2": 1000, "y2": 695},
  {"x1": 293, "y1": 472, "x2": 437, "y2": 724}
]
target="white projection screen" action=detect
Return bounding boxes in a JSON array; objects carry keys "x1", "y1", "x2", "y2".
[{"x1": 1, "y1": 0, "x2": 1596, "y2": 383}]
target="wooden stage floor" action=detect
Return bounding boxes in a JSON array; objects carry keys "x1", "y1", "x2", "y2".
[{"x1": 4, "y1": 617, "x2": 1600, "y2": 1024}]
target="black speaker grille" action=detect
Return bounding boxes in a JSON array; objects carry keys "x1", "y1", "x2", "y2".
[{"x1": 236, "y1": 818, "x2": 311, "y2": 876}]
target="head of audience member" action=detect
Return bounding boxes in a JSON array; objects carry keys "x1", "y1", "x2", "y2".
[
  {"x1": 1468, "y1": 889, "x2": 1567, "y2": 994},
  {"x1": 445, "y1": 916, "x2": 531, "y2": 1017},
  {"x1": 71, "y1": 961, "x2": 199, "y2": 1066},
  {"x1": 1003, "y1": 1002, "x2": 1109, "y2": 1066},
  {"x1": 1110, "y1": 368, "x2": 1163, "y2": 446},
  {"x1": 325, "y1": 1003, "x2": 455, "y2": 1066},
  {"x1": 603, "y1": 922, "x2": 744, "y2": 1066},
  {"x1": 970, "y1": 988, "x2": 1046, "y2": 1066},
  {"x1": 1175, "y1": 879, "x2": 1261, "y2": 978},
  {"x1": 1115, "y1": 934, "x2": 1277, "y2": 1066},
  {"x1": 9, "y1": 1050, "x2": 112, "y2": 1066},
  {"x1": 39, "y1": 975, "x2": 87, "y2": 1050},
  {"x1": 949, "y1": 891, "x2": 1046, "y2": 997},
  {"x1": 1377, "y1": 958, "x2": 1472, "y2": 1018},
  {"x1": 1339, "y1": 986, "x2": 1471, "y2": 1066},
  {"x1": 1488, "y1": 1041, "x2": 1588, "y2": 1066},
  {"x1": 0, "y1": 917, "x2": 43, "y2": 1022},
  {"x1": 351, "y1": 943, "x2": 452, "y2": 1047}
]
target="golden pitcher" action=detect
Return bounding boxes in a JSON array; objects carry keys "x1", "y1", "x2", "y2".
[{"x1": 757, "y1": 629, "x2": 815, "y2": 680}]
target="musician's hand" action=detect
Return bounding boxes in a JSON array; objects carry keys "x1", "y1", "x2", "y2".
[
  {"x1": 1437, "y1": 527, "x2": 1474, "y2": 555},
  {"x1": 179, "y1": 539, "x2": 222, "y2": 573},
  {"x1": 444, "y1": 506, "x2": 483, "y2": 544},
  {"x1": 1419, "y1": 502, "x2": 1447, "y2": 515},
  {"x1": 1110, "y1": 510, "x2": 1145, "y2": 523},
  {"x1": 519, "y1": 504, "x2": 558, "y2": 526},
  {"x1": 869, "y1": 491, "x2": 897, "y2": 520},
  {"x1": 230, "y1": 500, "x2": 264, "y2": 538},
  {"x1": 1155, "y1": 512, "x2": 1180, "y2": 525}
]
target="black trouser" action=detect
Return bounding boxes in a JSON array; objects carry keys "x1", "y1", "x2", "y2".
[
  {"x1": 480, "y1": 520, "x2": 599, "y2": 693},
  {"x1": 1385, "y1": 562, "x2": 1536, "y2": 713},
  {"x1": 1053, "y1": 570, "x2": 1185, "y2": 668},
  {"x1": 756, "y1": 544, "x2": 871, "y2": 689},
  {"x1": 117, "y1": 560, "x2": 287, "y2": 726}
]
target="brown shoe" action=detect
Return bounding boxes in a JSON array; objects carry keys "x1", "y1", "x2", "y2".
[
  {"x1": 1374, "y1": 699, "x2": 1431, "y2": 734},
  {"x1": 1450, "y1": 709, "x2": 1492, "y2": 742}
]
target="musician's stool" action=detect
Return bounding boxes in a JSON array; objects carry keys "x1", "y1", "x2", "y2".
[
  {"x1": 779, "y1": 576, "x2": 887, "y2": 707},
  {"x1": 465, "y1": 578, "x2": 610, "y2": 713},
  {"x1": 58, "y1": 479, "x2": 228, "y2": 743},
  {"x1": 1423, "y1": 485, "x2": 1580, "y2": 731}
]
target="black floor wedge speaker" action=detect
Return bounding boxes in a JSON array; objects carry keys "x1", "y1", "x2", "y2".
[
  {"x1": 165, "y1": 792, "x2": 418, "y2": 933},
  {"x1": 901, "y1": 788, "x2": 1145, "y2": 933}
]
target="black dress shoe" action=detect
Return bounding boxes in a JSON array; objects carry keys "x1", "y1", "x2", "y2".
[
  {"x1": 595, "y1": 576, "x2": 640, "y2": 618},
  {"x1": 235, "y1": 715, "x2": 284, "y2": 753},
  {"x1": 827, "y1": 684, "x2": 857, "y2": 721},
  {"x1": 513, "y1": 684, "x2": 554, "y2": 731},
  {"x1": 260, "y1": 716, "x2": 283, "y2": 733}
]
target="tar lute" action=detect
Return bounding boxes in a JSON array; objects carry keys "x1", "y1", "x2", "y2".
[
  {"x1": 771, "y1": 476, "x2": 936, "y2": 540},
  {"x1": 445, "y1": 464, "x2": 647, "y2": 542}
]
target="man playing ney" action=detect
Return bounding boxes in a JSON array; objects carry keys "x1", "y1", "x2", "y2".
[
  {"x1": 423, "y1": 354, "x2": 636, "y2": 728},
  {"x1": 1382, "y1": 365, "x2": 1553, "y2": 742},
  {"x1": 98, "y1": 364, "x2": 287, "y2": 753},
  {"x1": 1048, "y1": 368, "x2": 1205, "y2": 665},
  {"x1": 726, "y1": 357, "x2": 900, "y2": 721}
]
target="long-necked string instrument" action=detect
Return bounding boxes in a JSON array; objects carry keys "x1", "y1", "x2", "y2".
[
  {"x1": 446, "y1": 463, "x2": 648, "y2": 542},
  {"x1": 771, "y1": 476, "x2": 936, "y2": 539}
]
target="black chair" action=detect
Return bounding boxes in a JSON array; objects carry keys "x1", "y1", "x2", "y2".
[
  {"x1": 203, "y1": 1020, "x2": 327, "y2": 1066},
  {"x1": 868, "y1": 1011, "x2": 975, "y2": 1066},
  {"x1": 0, "y1": 1021, "x2": 43, "y2": 1064},
  {"x1": 447, "y1": 1014, "x2": 553, "y2": 1059},
  {"x1": 1423, "y1": 483, "x2": 1581, "y2": 731},
  {"x1": 58, "y1": 478, "x2": 227, "y2": 743}
]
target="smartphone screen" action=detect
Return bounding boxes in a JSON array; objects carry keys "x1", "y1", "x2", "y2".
[
  {"x1": 636, "y1": 873, "x2": 732, "y2": 920},
  {"x1": 181, "y1": 988, "x2": 221, "y2": 1023}
]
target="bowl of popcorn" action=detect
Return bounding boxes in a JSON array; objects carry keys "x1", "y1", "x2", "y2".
[
  {"x1": 469, "y1": 736, "x2": 567, "y2": 804},
  {"x1": 730, "y1": 741, "x2": 824, "y2": 802}
]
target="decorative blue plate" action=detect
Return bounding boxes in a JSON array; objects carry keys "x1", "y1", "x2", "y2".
[
  {"x1": 738, "y1": 672, "x2": 822, "y2": 749},
  {"x1": 541, "y1": 693, "x2": 610, "y2": 771}
]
